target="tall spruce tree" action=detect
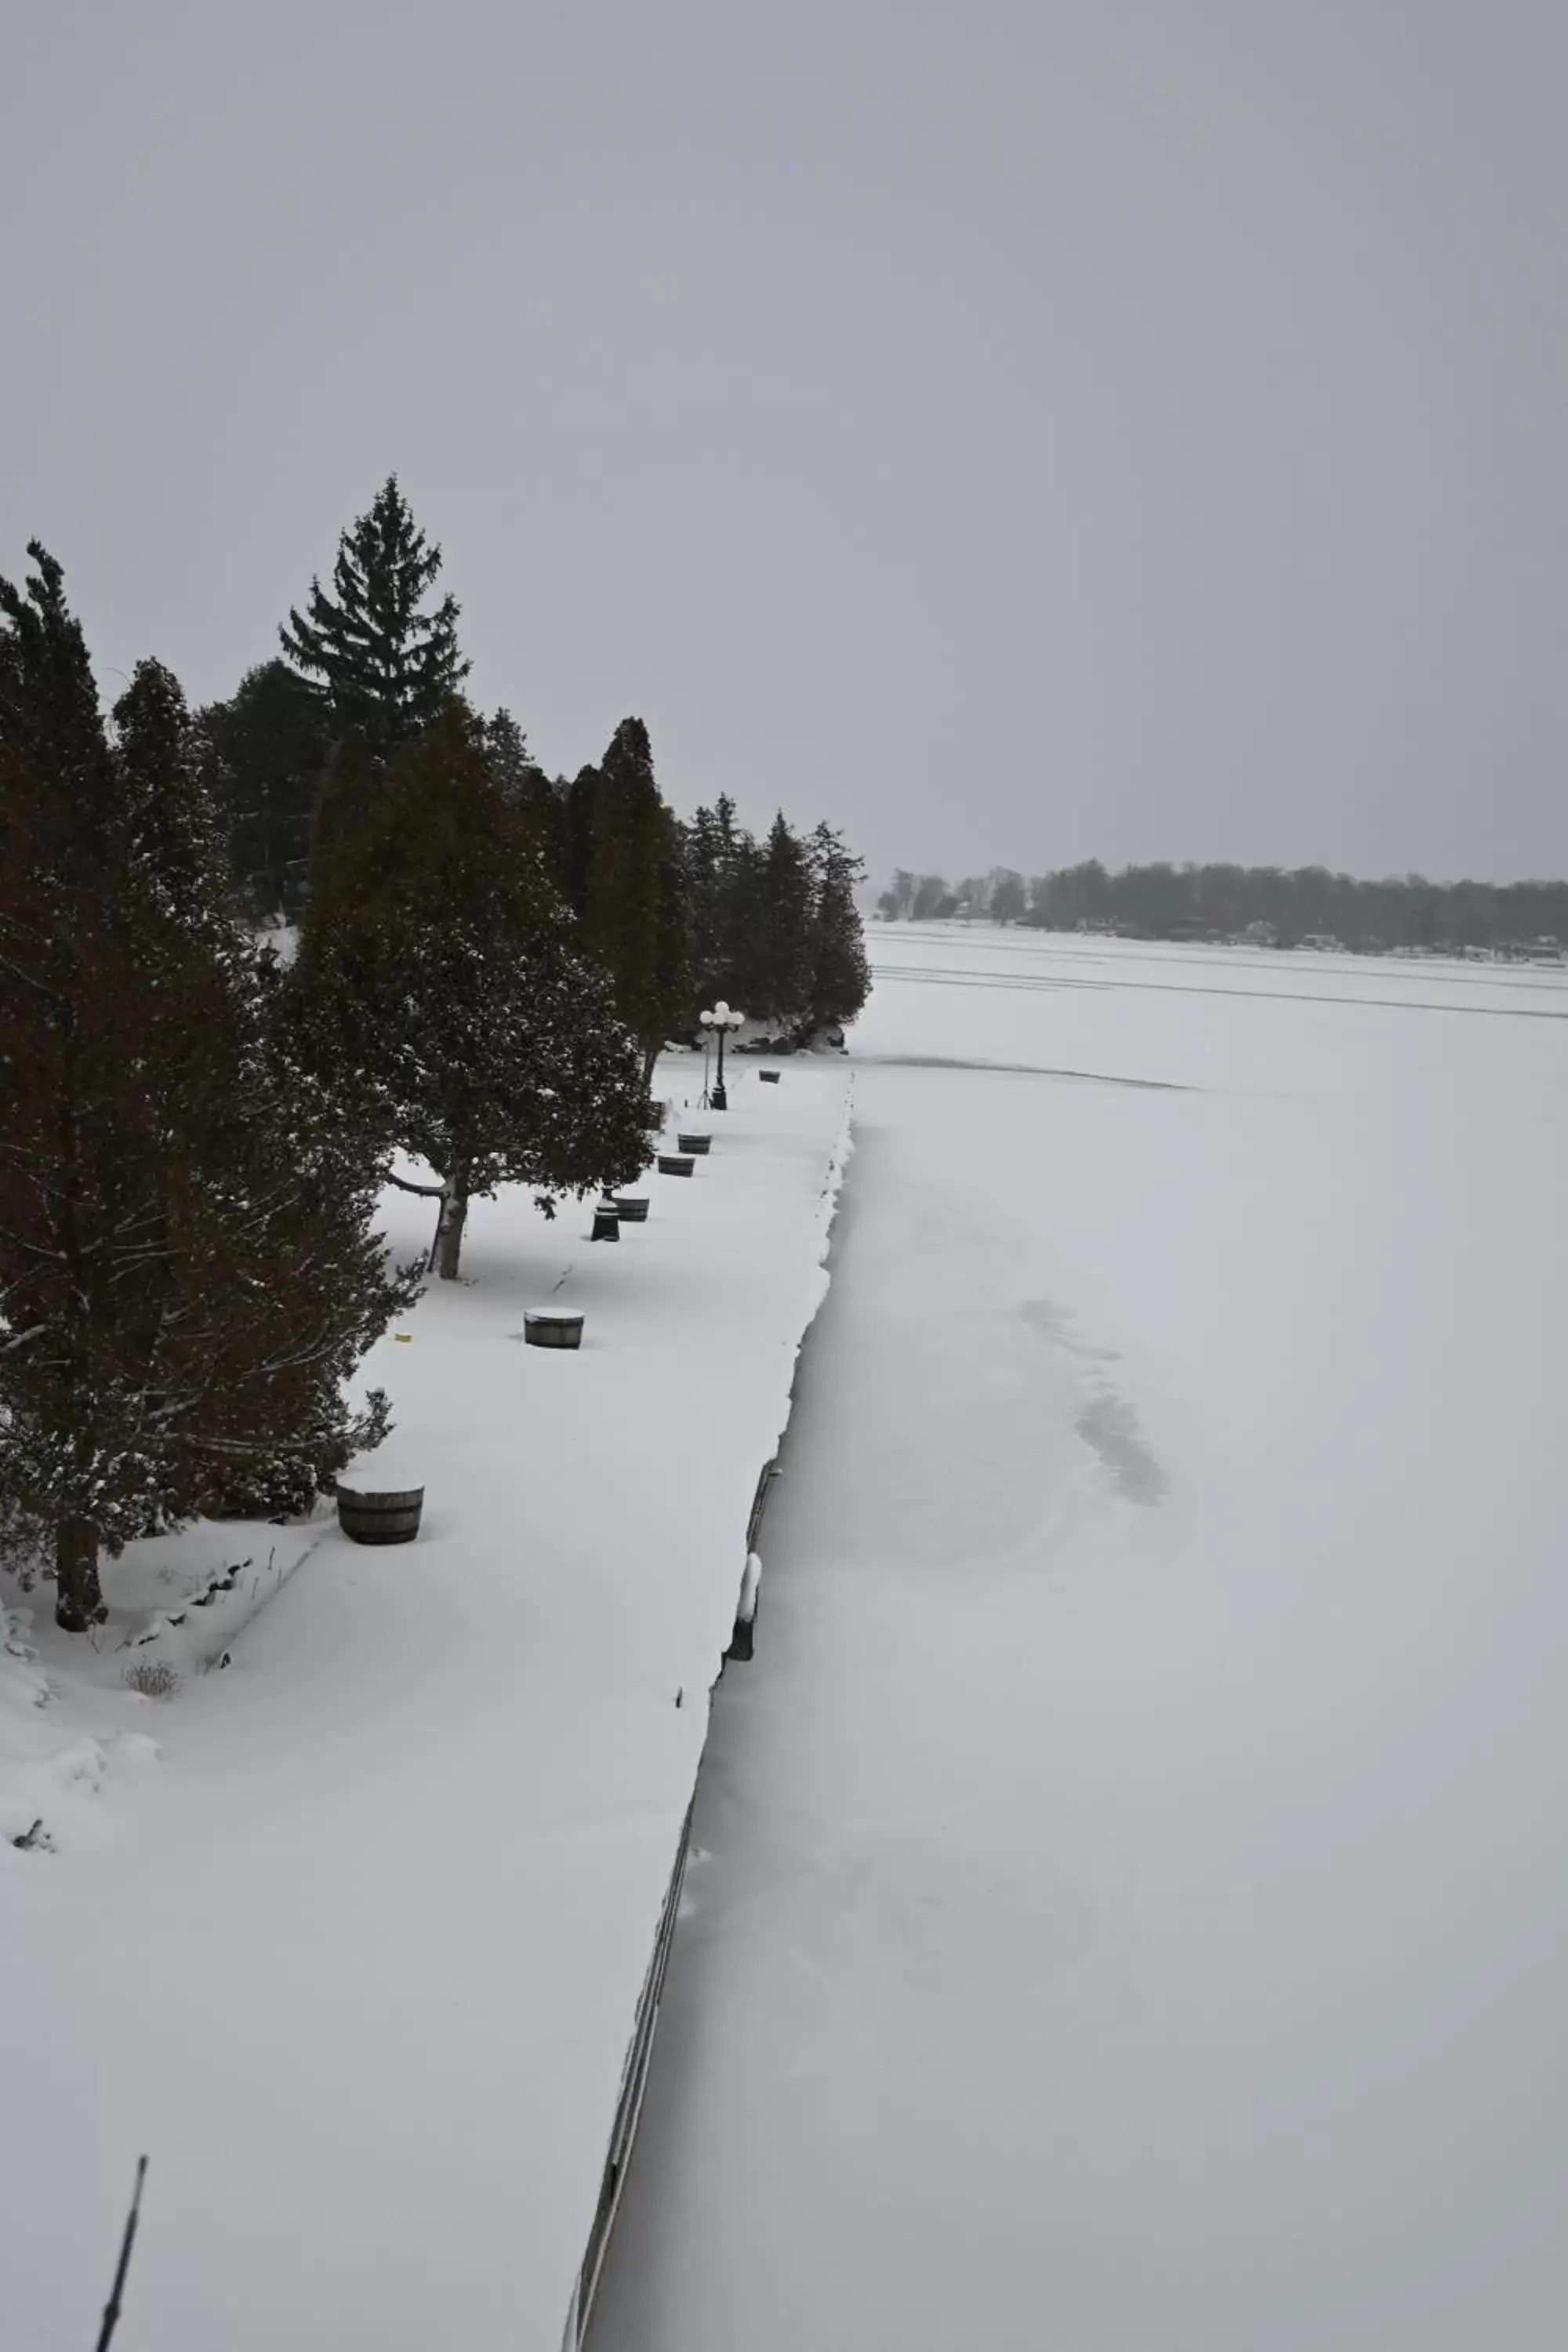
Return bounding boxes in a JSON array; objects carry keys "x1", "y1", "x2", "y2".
[
  {"x1": 683, "y1": 802, "x2": 725, "y2": 1008},
  {"x1": 291, "y1": 703, "x2": 656, "y2": 1280},
  {"x1": 199, "y1": 659, "x2": 332, "y2": 918},
  {"x1": 684, "y1": 794, "x2": 739, "y2": 1013},
  {"x1": 484, "y1": 707, "x2": 561, "y2": 869},
  {"x1": 684, "y1": 792, "x2": 769, "y2": 1020},
  {"x1": 559, "y1": 761, "x2": 600, "y2": 921},
  {"x1": 805, "y1": 822, "x2": 870, "y2": 1036},
  {"x1": 111, "y1": 662, "x2": 417, "y2": 1514},
  {"x1": 280, "y1": 477, "x2": 468, "y2": 751},
  {"x1": 0, "y1": 552, "x2": 409, "y2": 1626},
  {"x1": 581, "y1": 719, "x2": 692, "y2": 1082},
  {"x1": 750, "y1": 812, "x2": 815, "y2": 1034}
]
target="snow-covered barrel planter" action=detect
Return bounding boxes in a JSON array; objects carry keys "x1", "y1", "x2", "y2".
[
  {"x1": 590, "y1": 1205, "x2": 620, "y2": 1242},
  {"x1": 658, "y1": 1154, "x2": 695, "y2": 1178},
  {"x1": 524, "y1": 1308, "x2": 586, "y2": 1350},
  {"x1": 727, "y1": 1552, "x2": 762, "y2": 1663},
  {"x1": 676, "y1": 1132, "x2": 712, "y2": 1156},
  {"x1": 336, "y1": 1482, "x2": 424, "y2": 1545},
  {"x1": 615, "y1": 1195, "x2": 649, "y2": 1222}
]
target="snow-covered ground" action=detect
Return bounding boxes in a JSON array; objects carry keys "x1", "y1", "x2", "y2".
[
  {"x1": 0, "y1": 1064, "x2": 849, "y2": 2352},
  {"x1": 590, "y1": 924, "x2": 1568, "y2": 2352}
]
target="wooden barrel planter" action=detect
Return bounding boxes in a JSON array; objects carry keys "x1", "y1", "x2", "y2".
[
  {"x1": 676, "y1": 1133, "x2": 712, "y2": 1156},
  {"x1": 615, "y1": 1196, "x2": 650, "y2": 1223},
  {"x1": 658, "y1": 1155, "x2": 695, "y2": 1178},
  {"x1": 336, "y1": 1483, "x2": 424, "y2": 1545},
  {"x1": 524, "y1": 1308, "x2": 586, "y2": 1350},
  {"x1": 759, "y1": 1069, "x2": 781, "y2": 1084},
  {"x1": 590, "y1": 1205, "x2": 621, "y2": 1242},
  {"x1": 726, "y1": 1553, "x2": 762, "y2": 1663}
]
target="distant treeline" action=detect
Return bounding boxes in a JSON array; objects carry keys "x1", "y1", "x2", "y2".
[{"x1": 877, "y1": 862, "x2": 1568, "y2": 952}]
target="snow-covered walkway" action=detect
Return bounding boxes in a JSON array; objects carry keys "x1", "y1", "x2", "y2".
[
  {"x1": 1, "y1": 1066, "x2": 848, "y2": 2352},
  {"x1": 590, "y1": 927, "x2": 1568, "y2": 2352}
]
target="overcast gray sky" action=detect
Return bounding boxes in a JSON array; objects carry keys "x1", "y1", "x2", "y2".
[{"x1": 2, "y1": 1, "x2": 1562, "y2": 885}]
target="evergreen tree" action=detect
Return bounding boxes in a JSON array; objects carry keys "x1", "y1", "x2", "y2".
[
  {"x1": 280, "y1": 477, "x2": 468, "y2": 750},
  {"x1": 200, "y1": 659, "x2": 332, "y2": 918},
  {"x1": 684, "y1": 793, "x2": 775, "y2": 1022},
  {"x1": 309, "y1": 724, "x2": 383, "y2": 879},
  {"x1": 804, "y1": 822, "x2": 870, "y2": 1036},
  {"x1": 989, "y1": 869, "x2": 1027, "y2": 924},
  {"x1": 0, "y1": 552, "x2": 408, "y2": 1627},
  {"x1": 0, "y1": 545, "x2": 132, "y2": 1623},
  {"x1": 749, "y1": 813, "x2": 815, "y2": 1033},
  {"x1": 683, "y1": 802, "x2": 726, "y2": 1007},
  {"x1": 484, "y1": 709, "x2": 550, "y2": 815},
  {"x1": 484, "y1": 708, "x2": 560, "y2": 869},
  {"x1": 292, "y1": 704, "x2": 656, "y2": 1281},
  {"x1": 581, "y1": 718, "x2": 692, "y2": 1082},
  {"x1": 559, "y1": 761, "x2": 600, "y2": 920},
  {"x1": 111, "y1": 662, "x2": 416, "y2": 1515}
]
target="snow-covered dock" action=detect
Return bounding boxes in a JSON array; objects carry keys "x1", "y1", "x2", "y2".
[{"x1": 1, "y1": 1060, "x2": 850, "y2": 2352}]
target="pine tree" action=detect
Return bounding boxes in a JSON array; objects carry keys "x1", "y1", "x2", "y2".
[
  {"x1": 199, "y1": 659, "x2": 332, "y2": 918},
  {"x1": 483, "y1": 709, "x2": 532, "y2": 802},
  {"x1": 683, "y1": 803, "x2": 725, "y2": 1009},
  {"x1": 0, "y1": 545, "x2": 138, "y2": 1624},
  {"x1": 649, "y1": 815, "x2": 692, "y2": 1069},
  {"x1": 292, "y1": 704, "x2": 657, "y2": 1281},
  {"x1": 309, "y1": 724, "x2": 383, "y2": 878},
  {"x1": 484, "y1": 708, "x2": 560, "y2": 869},
  {"x1": 111, "y1": 662, "x2": 416, "y2": 1516},
  {"x1": 684, "y1": 793, "x2": 766, "y2": 1020},
  {"x1": 0, "y1": 552, "x2": 409, "y2": 1626},
  {"x1": 750, "y1": 813, "x2": 815, "y2": 1034},
  {"x1": 559, "y1": 762, "x2": 600, "y2": 921},
  {"x1": 280, "y1": 477, "x2": 468, "y2": 750},
  {"x1": 989, "y1": 869, "x2": 1027, "y2": 924},
  {"x1": 684, "y1": 794, "x2": 742, "y2": 1013},
  {"x1": 805, "y1": 822, "x2": 870, "y2": 1036},
  {"x1": 580, "y1": 719, "x2": 692, "y2": 1082}
]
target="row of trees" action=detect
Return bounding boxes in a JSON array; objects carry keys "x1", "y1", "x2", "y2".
[
  {"x1": 204, "y1": 481, "x2": 866, "y2": 1045},
  {"x1": 2, "y1": 483, "x2": 867, "y2": 1628},
  {"x1": 878, "y1": 869, "x2": 1027, "y2": 924},
  {"x1": 879, "y1": 859, "x2": 1568, "y2": 952}
]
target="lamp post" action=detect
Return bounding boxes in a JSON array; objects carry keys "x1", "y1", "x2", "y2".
[{"x1": 699, "y1": 1000, "x2": 745, "y2": 1109}]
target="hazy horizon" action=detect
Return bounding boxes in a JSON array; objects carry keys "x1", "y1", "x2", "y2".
[{"x1": 3, "y1": 1, "x2": 1563, "y2": 887}]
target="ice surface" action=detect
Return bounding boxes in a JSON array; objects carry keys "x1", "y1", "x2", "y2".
[{"x1": 590, "y1": 925, "x2": 1568, "y2": 2352}]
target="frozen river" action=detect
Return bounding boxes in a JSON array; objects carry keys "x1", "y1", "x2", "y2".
[{"x1": 590, "y1": 927, "x2": 1568, "y2": 2351}]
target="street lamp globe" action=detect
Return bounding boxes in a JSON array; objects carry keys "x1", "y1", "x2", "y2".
[{"x1": 699, "y1": 1002, "x2": 745, "y2": 1107}]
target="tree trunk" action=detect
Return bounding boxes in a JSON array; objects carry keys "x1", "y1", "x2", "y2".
[
  {"x1": 433, "y1": 1171, "x2": 470, "y2": 1281},
  {"x1": 54, "y1": 1516, "x2": 106, "y2": 1631}
]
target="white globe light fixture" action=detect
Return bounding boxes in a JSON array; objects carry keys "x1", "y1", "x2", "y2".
[{"x1": 699, "y1": 1000, "x2": 745, "y2": 1109}]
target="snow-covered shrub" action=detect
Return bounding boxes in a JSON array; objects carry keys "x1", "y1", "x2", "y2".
[{"x1": 123, "y1": 1657, "x2": 181, "y2": 1700}]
